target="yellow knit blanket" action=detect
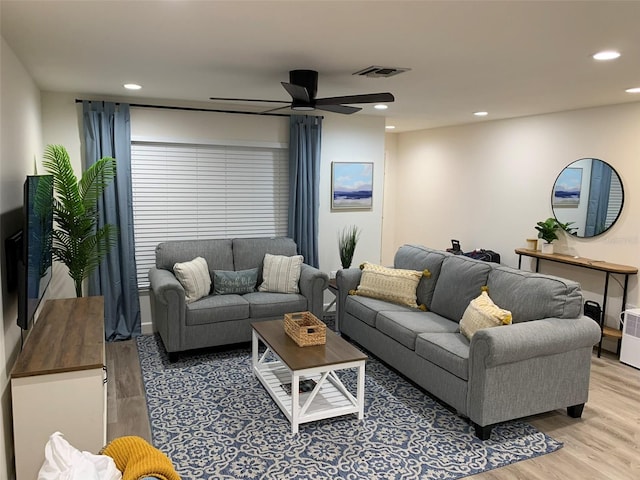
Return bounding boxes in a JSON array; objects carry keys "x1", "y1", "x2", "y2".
[{"x1": 100, "y1": 436, "x2": 181, "y2": 480}]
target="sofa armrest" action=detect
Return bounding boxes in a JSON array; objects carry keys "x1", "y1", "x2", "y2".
[
  {"x1": 336, "y1": 268, "x2": 362, "y2": 330},
  {"x1": 470, "y1": 316, "x2": 601, "y2": 367},
  {"x1": 466, "y1": 316, "x2": 601, "y2": 427},
  {"x1": 149, "y1": 267, "x2": 185, "y2": 304},
  {"x1": 148, "y1": 267, "x2": 186, "y2": 353},
  {"x1": 298, "y1": 264, "x2": 329, "y2": 319}
]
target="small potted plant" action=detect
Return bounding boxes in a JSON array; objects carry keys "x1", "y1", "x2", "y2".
[
  {"x1": 535, "y1": 218, "x2": 560, "y2": 254},
  {"x1": 338, "y1": 225, "x2": 360, "y2": 269},
  {"x1": 535, "y1": 217, "x2": 577, "y2": 254}
]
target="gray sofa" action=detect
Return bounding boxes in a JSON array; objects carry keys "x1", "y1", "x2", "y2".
[
  {"x1": 337, "y1": 244, "x2": 601, "y2": 439},
  {"x1": 149, "y1": 237, "x2": 328, "y2": 359}
]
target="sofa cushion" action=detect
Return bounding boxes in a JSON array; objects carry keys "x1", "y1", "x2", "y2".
[
  {"x1": 344, "y1": 296, "x2": 413, "y2": 327},
  {"x1": 213, "y1": 268, "x2": 258, "y2": 295},
  {"x1": 243, "y1": 292, "x2": 307, "y2": 318},
  {"x1": 487, "y1": 266, "x2": 583, "y2": 322},
  {"x1": 173, "y1": 257, "x2": 211, "y2": 303},
  {"x1": 376, "y1": 311, "x2": 460, "y2": 350},
  {"x1": 394, "y1": 245, "x2": 447, "y2": 310},
  {"x1": 415, "y1": 333, "x2": 470, "y2": 381},
  {"x1": 258, "y1": 254, "x2": 303, "y2": 294},
  {"x1": 352, "y1": 262, "x2": 425, "y2": 308},
  {"x1": 232, "y1": 237, "x2": 298, "y2": 282},
  {"x1": 185, "y1": 295, "x2": 249, "y2": 326},
  {"x1": 156, "y1": 239, "x2": 234, "y2": 273},
  {"x1": 459, "y1": 290, "x2": 512, "y2": 340},
  {"x1": 430, "y1": 256, "x2": 492, "y2": 321}
]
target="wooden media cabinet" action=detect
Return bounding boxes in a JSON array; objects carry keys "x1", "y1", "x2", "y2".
[{"x1": 11, "y1": 296, "x2": 107, "y2": 480}]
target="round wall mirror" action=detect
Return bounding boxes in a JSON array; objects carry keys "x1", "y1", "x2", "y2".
[{"x1": 551, "y1": 158, "x2": 624, "y2": 238}]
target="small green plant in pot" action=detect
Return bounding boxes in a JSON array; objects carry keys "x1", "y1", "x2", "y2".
[
  {"x1": 338, "y1": 225, "x2": 360, "y2": 269},
  {"x1": 535, "y1": 217, "x2": 576, "y2": 254},
  {"x1": 535, "y1": 218, "x2": 560, "y2": 245}
]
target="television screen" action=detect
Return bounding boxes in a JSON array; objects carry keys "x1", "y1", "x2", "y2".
[{"x1": 17, "y1": 175, "x2": 53, "y2": 330}]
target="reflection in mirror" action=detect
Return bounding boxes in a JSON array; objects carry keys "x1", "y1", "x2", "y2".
[{"x1": 551, "y1": 158, "x2": 624, "y2": 238}]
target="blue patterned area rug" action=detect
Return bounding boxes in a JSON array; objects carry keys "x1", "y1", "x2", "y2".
[{"x1": 137, "y1": 334, "x2": 562, "y2": 479}]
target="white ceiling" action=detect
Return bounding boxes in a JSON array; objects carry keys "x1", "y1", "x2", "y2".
[{"x1": 2, "y1": 0, "x2": 640, "y2": 132}]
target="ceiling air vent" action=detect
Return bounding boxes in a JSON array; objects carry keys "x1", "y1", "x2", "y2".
[{"x1": 353, "y1": 66, "x2": 411, "y2": 78}]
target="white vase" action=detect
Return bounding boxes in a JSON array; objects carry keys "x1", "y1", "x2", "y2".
[{"x1": 541, "y1": 243, "x2": 554, "y2": 254}]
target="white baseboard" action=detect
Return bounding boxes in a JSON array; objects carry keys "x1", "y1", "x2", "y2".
[{"x1": 141, "y1": 321, "x2": 154, "y2": 335}]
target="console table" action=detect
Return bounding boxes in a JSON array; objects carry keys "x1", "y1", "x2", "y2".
[
  {"x1": 515, "y1": 248, "x2": 637, "y2": 357},
  {"x1": 11, "y1": 296, "x2": 106, "y2": 480}
]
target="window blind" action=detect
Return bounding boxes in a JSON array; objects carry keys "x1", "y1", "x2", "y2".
[
  {"x1": 131, "y1": 141, "x2": 289, "y2": 289},
  {"x1": 606, "y1": 172, "x2": 623, "y2": 228}
]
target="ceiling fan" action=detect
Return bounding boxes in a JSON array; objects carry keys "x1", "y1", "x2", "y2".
[{"x1": 209, "y1": 69, "x2": 394, "y2": 115}]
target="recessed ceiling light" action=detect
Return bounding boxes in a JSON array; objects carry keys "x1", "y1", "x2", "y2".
[
  {"x1": 123, "y1": 83, "x2": 142, "y2": 90},
  {"x1": 473, "y1": 111, "x2": 488, "y2": 117},
  {"x1": 625, "y1": 87, "x2": 640, "y2": 93},
  {"x1": 592, "y1": 50, "x2": 621, "y2": 61},
  {"x1": 385, "y1": 125, "x2": 396, "y2": 130},
  {"x1": 374, "y1": 104, "x2": 388, "y2": 110}
]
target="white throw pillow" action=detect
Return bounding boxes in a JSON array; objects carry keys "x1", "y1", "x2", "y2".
[
  {"x1": 173, "y1": 257, "x2": 211, "y2": 303},
  {"x1": 258, "y1": 254, "x2": 303, "y2": 294}
]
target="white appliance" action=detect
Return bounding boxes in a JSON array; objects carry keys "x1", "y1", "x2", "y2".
[{"x1": 620, "y1": 308, "x2": 640, "y2": 369}]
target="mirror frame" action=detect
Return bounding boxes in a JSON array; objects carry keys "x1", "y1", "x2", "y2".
[{"x1": 551, "y1": 158, "x2": 624, "y2": 238}]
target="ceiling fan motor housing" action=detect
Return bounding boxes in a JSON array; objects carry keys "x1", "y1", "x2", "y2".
[{"x1": 290, "y1": 70, "x2": 318, "y2": 99}]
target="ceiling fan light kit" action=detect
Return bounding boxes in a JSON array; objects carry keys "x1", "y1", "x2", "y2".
[{"x1": 210, "y1": 69, "x2": 395, "y2": 115}]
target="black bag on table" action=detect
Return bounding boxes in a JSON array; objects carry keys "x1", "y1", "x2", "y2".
[{"x1": 463, "y1": 249, "x2": 501, "y2": 264}]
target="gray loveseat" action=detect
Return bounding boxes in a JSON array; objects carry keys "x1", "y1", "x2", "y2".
[
  {"x1": 337, "y1": 244, "x2": 601, "y2": 439},
  {"x1": 149, "y1": 237, "x2": 328, "y2": 359}
]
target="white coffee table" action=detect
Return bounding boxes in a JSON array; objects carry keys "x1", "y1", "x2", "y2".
[{"x1": 251, "y1": 319, "x2": 367, "y2": 434}]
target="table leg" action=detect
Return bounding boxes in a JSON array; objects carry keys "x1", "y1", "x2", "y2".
[
  {"x1": 291, "y1": 373, "x2": 300, "y2": 434},
  {"x1": 251, "y1": 330, "x2": 259, "y2": 376},
  {"x1": 356, "y1": 362, "x2": 365, "y2": 420}
]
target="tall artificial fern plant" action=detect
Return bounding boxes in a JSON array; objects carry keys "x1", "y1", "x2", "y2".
[
  {"x1": 338, "y1": 225, "x2": 360, "y2": 269},
  {"x1": 43, "y1": 144, "x2": 118, "y2": 297}
]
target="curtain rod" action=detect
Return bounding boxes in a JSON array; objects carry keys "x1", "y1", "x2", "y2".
[{"x1": 74, "y1": 99, "x2": 298, "y2": 118}]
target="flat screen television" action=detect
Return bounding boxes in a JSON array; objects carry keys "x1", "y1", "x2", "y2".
[{"x1": 17, "y1": 175, "x2": 54, "y2": 330}]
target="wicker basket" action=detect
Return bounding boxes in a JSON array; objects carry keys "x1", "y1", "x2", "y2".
[{"x1": 284, "y1": 311, "x2": 326, "y2": 347}]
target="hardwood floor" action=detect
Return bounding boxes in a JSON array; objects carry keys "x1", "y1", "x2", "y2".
[
  {"x1": 106, "y1": 338, "x2": 152, "y2": 443},
  {"x1": 106, "y1": 339, "x2": 640, "y2": 479}
]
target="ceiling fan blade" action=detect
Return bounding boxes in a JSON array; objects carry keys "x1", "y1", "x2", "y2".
[
  {"x1": 259, "y1": 105, "x2": 293, "y2": 114},
  {"x1": 281, "y1": 82, "x2": 310, "y2": 102},
  {"x1": 316, "y1": 92, "x2": 395, "y2": 105},
  {"x1": 209, "y1": 97, "x2": 288, "y2": 104},
  {"x1": 315, "y1": 104, "x2": 361, "y2": 115}
]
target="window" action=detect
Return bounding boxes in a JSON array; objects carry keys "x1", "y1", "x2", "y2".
[{"x1": 131, "y1": 141, "x2": 289, "y2": 288}]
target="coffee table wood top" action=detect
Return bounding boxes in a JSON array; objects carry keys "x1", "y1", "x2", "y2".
[{"x1": 252, "y1": 319, "x2": 367, "y2": 371}]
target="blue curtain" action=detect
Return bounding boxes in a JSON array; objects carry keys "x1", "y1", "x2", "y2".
[
  {"x1": 288, "y1": 115, "x2": 322, "y2": 268},
  {"x1": 584, "y1": 159, "x2": 612, "y2": 237},
  {"x1": 83, "y1": 101, "x2": 141, "y2": 341}
]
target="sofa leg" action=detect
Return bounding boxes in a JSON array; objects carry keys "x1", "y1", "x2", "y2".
[
  {"x1": 567, "y1": 403, "x2": 585, "y2": 418},
  {"x1": 167, "y1": 351, "x2": 180, "y2": 363},
  {"x1": 473, "y1": 423, "x2": 493, "y2": 440}
]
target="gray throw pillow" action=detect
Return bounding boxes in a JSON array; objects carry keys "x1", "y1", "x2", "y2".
[{"x1": 213, "y1": 268, "x2": 258, "y2": 295}]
